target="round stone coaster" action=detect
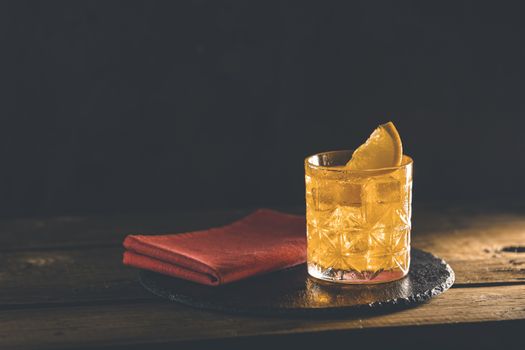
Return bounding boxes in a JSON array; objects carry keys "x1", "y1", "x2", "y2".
[{"x1": 139, "y1": 248, "x2": 454, "y2": 315}]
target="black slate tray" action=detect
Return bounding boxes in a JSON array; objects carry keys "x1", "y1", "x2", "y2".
[{"x1": 139, "y1": 248, "x2": 454, "y2": 315}]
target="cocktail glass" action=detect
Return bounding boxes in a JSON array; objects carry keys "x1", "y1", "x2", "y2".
[{"x1": 305, "y1": 150, "x2": 413, "y2": 284}]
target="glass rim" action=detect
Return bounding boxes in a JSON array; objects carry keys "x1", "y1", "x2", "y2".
[{"x1": 305, "y1": 149, "x2": 413, "y2": 173}]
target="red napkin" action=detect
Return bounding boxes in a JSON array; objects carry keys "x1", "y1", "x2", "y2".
[{"x1": 123, "y1": 209, "x2": 306, "y2": 286}]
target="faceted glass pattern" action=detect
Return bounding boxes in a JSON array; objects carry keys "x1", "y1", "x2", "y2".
[{"x1": 305, "y1": 151, "x2": 413, "y2": 284}]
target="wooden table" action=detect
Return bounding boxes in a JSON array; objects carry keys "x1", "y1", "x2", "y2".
[{"x1": 1, "y1": 203, "x2": 525, "y2": 349}]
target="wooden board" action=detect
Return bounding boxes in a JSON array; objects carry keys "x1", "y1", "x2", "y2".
[
  {"x1": 0, "y1": 244, "x2": 521, "y2": 308},
  {"x1": 1, "y1": 203, "x2": 525, "y2": 348},
  {"x1": 0, "y1": 206, "x2": 525, "y2": 307},
  {"x1": 0, "y1": 247, "x2": 152, "y2": 306},
  {"x1": 0, "y1": 284, "x2": 524, "y2": 350},
  {"x1": 413, "y1": 210, "x2": 525, "y2": 285}
]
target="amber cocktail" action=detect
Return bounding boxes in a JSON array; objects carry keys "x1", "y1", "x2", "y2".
[{"x1": 305, "y1": 150, "x2": 413, "y2": 283}]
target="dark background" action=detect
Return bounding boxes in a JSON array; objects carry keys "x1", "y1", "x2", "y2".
[{"x1": 1, "y1": 1, "x2": 524, "y2": 217}]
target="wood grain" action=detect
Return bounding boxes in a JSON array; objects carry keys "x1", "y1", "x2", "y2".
[
  {"x1": 0, "y1": 247, "x2": 152, "y2": 306},
  {"x1": 0, "y1": 243, "x2": 521, "y2": 307},
  {"x1": 0, "y1": 205, "x2": 524, "y2": 307},
  {"x1": 1, "y1": 284, "x2": 524, "y2": 350},
  {"x1": 0, "y1": 204, "x2": 524, "y2": 349},
  {"x1": 413, "y1": 211, "x2": 525, "y2": 285}
]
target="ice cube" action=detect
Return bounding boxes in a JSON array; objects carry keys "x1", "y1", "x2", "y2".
[
  {"x1": 341, "y1": 230, "x2": 371, "y2": 255},
  {"x1": 308, "y1": 176, "x2": 364, "y2": 212},
  {"x1": 362, "y1": 176, "x2": 401, "y2": 204},
  {"x1": 361, "y1": 176, "x2": 406, "y2": 228},
  {"x1": 328, "y1": 206, "x2": 365, "y2": 230},
  {"x1": 377, "y1": 180, "x2": 401, "y2": 203},
  {"x1": 334, "y1": 180, "x2": 362, "y2": 206},
  {"x1": 310, "y1": 179, "x2": 337, "y2": 212}
]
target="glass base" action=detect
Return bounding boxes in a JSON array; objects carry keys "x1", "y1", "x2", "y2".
[{"x1": 307, "y1": 262, "x2": 408, "y2": 284}]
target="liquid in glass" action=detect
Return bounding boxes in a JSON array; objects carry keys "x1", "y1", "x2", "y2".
[{"x1": 305, "y1": 150, "x2": 413, "y2": 283}]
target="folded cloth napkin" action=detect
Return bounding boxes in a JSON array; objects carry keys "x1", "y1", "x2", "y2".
[{"x1": 123, "y1": 209, "x2": 306, "y2": 286}]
